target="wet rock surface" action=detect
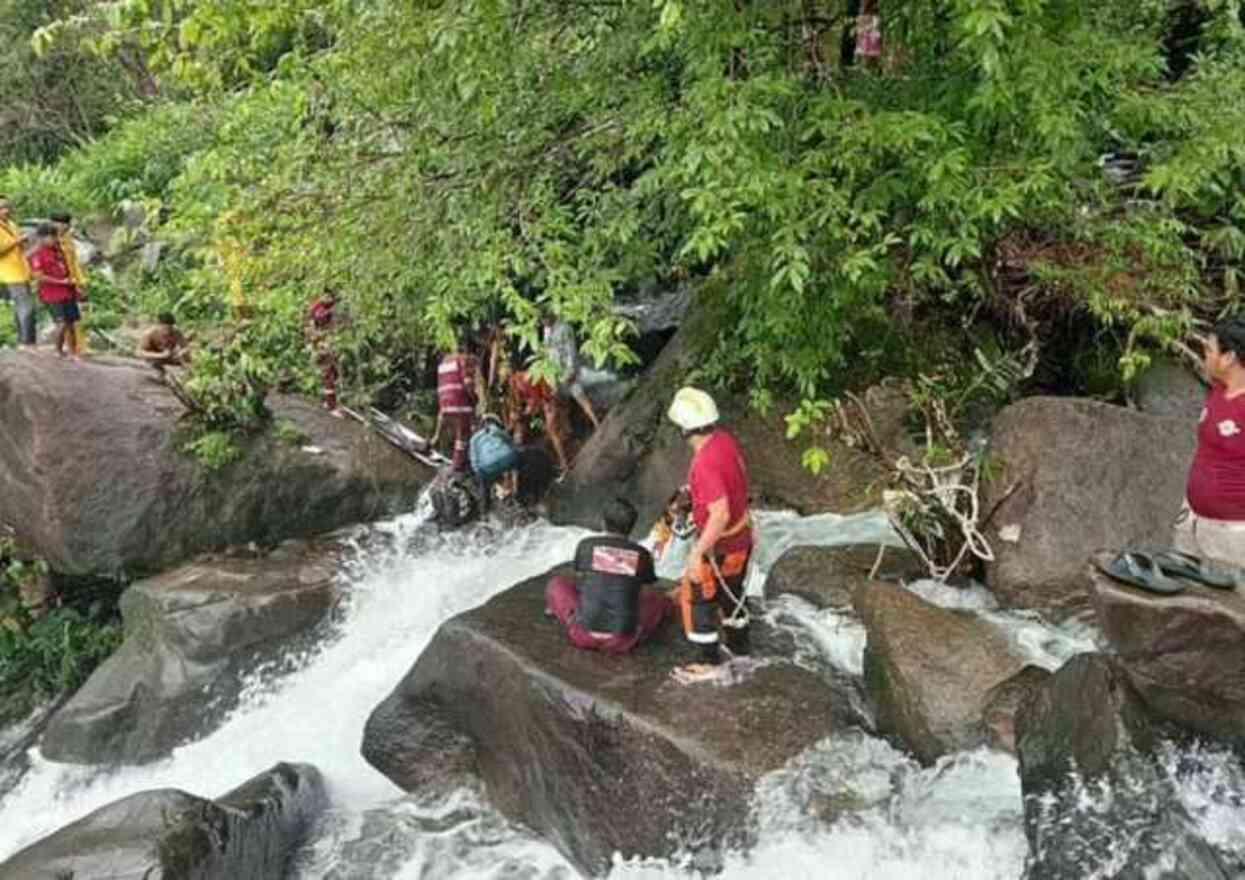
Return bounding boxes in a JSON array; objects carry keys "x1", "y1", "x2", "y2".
[
  {"x1": 1015, "y1": 653, "x2": 1233, "y2": 880},
  {"x1": 0, "y1": 353, "x2": 429, "y2": 578},
  {"x1": 981, "y1": 664, "x2": 1050, "y2": 754},
  {"x1": 981, "y1": 396, "x2": 1194, "y2": 618},
  {"x1": 41, "y1": 538, "x2": 341, "y2": 765},
  {"x1": 1090, "y1": 561, "x2": 1245, "y2": 747},
  {"x1": 764, "y1": 543, "x2": 925, "y2": 609},
  {"x1": 362, "y1": 566, "x2": 862, "y2": 875},
  {"x1": 0, "y1": 762, "x2": 325, "y2": 880},
  {"x1": 856, "y1": 581, "x2": 1027, "y2": 764}
]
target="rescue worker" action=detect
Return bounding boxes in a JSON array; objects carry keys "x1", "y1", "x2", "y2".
[
  {"x1": 431, "y1": 335, "x2": 479, "y2": 473},
  {"x1": 468, "y1": 413, "x2": 521, "y2": 514},
  {"x1": 507, "y1": 368, "x2": 572, "y2": 478},
  {"x1": 666, "y1": 386, "x2": 754, "y2": 677},
  {"x1": 306, "y1": 290, "x2": 341, "y2": 414}
]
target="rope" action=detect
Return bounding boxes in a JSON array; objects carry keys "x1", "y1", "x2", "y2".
[
  {"x1": 888, "y1": 451, "x2": 995, "y2": 582},
  {"x1": 709, "y1": 555, "x2": 749, "y2": 627}
]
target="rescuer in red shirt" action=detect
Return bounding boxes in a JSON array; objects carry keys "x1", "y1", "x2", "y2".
[
  {"x1": 1175, "y1": 319, "x2": 1245, "y2": 568},
  {"x1": 305, "y1": 291, "x2": 341, "y2": 414},
  {"x1": 431, "y1": 335, "x2": 480, "y2": 473},
  {"x1": 666, "y1": 387, "x2": 754, "y2": 676}
]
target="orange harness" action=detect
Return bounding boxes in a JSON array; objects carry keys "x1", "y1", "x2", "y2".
[{"x1": 675, "y1": 510, "x2": 753, "y2": 643}]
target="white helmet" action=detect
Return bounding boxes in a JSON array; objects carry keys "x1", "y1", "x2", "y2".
[{"x1": 667, "y1": 387, "x2": 719, "y2": 433}]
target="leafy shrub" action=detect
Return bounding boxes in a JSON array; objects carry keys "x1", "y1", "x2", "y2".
[
  {"x1": 273, "y1": 419, "x2": 308, "y2": 446},
  {"x1": 0, "y1": 538, "x2": 121, "y2": 726},
  {"x1": 180, "y1": 430, "x2": 243, "y2": 471}
]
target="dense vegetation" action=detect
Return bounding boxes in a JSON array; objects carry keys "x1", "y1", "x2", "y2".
[
  {"x1": 2, "y1": 0, "x2": 1243, "y2": 420},
  {"x1": 0, "y1": 538, "x2": 121, "y2": 727}
]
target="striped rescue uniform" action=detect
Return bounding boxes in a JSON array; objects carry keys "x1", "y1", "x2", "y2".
[{"x1": 437, "y1": 353, "x2": 477, "y2": 472}]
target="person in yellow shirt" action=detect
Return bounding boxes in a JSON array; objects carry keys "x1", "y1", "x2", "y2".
[
  {"x1": 50, "y1": 213, "x2": 87, "y2": 356},
  {"x1": 0, "y1": 196, "x2": 36, "y2": 348}
]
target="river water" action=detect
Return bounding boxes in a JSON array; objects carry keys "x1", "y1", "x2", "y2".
[{"x1": 0, "y1": 510, "x2": 1241, "y2": 878}]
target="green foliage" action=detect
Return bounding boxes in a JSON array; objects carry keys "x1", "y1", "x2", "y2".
[
  {"x1": 178, "y1": 328, "x2": 274, "y2": 430},
  {"x1": 0, "y1": 608, "x2": 121, "y2": 706},
  {"x1": 0, "y1": 0, "x2": 149, "y2": 165},
  {"x1": 181, "y1": 430, "x2": 242, "y2": 470},
  {"x1": 0, "y1": 538, "x2": 121, "y2": 725},
  {"x1": 273, "y1": 419, "x2": 308, "y2": 446},
  {"x1": 12, "y1": 0, "x2": 1244, "y2": 448}
]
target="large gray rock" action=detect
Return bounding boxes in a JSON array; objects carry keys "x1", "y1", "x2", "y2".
[
  {"x1": 41, "y1": 540, "x2": 339, "y2": 765},
  {"x1": 1090, "y1": 561, "x2": 1245, "y2": 746},
  {"x1": 1134, "y1": 358, "x2": 1206, "y2": 423},
  {"x1": 362, "y1": 567, "x2": 861, "y2": 875},
  {"x1": 764, "y1": 543, "x2": 925, "y2": 609},
  {"x1": 981, "y1": 397, "x2": 1195, "y2": 617},
  {"x1": 855, "y1": 581, "x2": 1026, "y2": 764},
  {"x1": 1015, "y1": 653, "x2": 1229, "y2": 880},
  {"x1": 0, "y1": 353, "x2": 430, "y2": 578},
  {"x1": 548, "y1": 302, "x2": 891, "y2": 534},
  {"x1": 0, "y1": 762, "x2": 325, "y2": 880}
]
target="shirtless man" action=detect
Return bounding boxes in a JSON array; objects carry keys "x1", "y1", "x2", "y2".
[{"x1": 137, "y1": 312, "x2": 191, "y2": 368}]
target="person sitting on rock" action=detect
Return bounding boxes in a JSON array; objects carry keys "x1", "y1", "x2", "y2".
[
  {"x1": 1175, "y1": 318, "x2": 1245, "y2": 569},
  {"x1": 136, "y1": 312, "x2": 191, "y2": 369},
  {"x1": 431, "y1": 333, "x2": 480, "y2": 473},
  {"x1": 666, "y1": 387, "x2": 754, "y2": 680},
  {"x1": 546, "y1": 497, "x2": 672, "y2": 655}
]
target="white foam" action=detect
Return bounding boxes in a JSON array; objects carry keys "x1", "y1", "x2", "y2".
[{"x1": 0, "y1": 510, "x2": 1234, "y2": 879}]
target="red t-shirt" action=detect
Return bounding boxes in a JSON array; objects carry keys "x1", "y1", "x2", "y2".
[
  {"x1": 1186, "y1": 385, "x2": 1245, "y2": 520},
  {"x1": 688, "y1": 429, "x2": 752, "y2": 555},
  {"x1": 309, "y1": 298, "x2": 335, "y2": 328},
  {"x1": 509, "y1": 371, "x2": 553, "y2": 411},
  {"x1": 29, "y1": 245, "x2": 76, "y2": 305}
]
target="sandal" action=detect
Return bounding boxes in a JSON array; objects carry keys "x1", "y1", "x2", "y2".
[
  {"x1": 1151, "y1": 550, "x2": 1239, "y2": 591},
  {"x1": 1094, "y1": 552, "x2": 1185, "y2": 595}
]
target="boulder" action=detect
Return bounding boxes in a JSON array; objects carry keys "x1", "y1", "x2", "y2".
[
  {"x1": 548, "y1": 303, "x2": 891, "y2": 534},
  {"x1": 1134, "y1": 357, "x2": 1206, "y2": 424},
  {"x1": 981, "y1": 664, "x2": 1050, "y2": 754},
  {"x1": 763, "y1": 543, "x2": 925, "y2": 609},
  {"x1": 981, "y1": 397, "x2": 1195, "y2": 617},
  {"x1": 1015, "y1": 653, "x2": 1229, "y2": 880},
  {"x1": 0, "y1": 762, "x2": 325, "y2": 880},
  {"x1": 362, "y1": 567, "x2": 861, "y2": 875},
  {"x1": 855, "y1": 581, "x2": 1026, "y2": 764},
  {"x1": 41, "y1": 539, "x2": 339, "y2": 765},
  {"x1": 1090, "y1": 562, "x2": 1245, "y2": 746},
  {"x1": 0, "y1": 353, "x2": 430, "y2": 578}
]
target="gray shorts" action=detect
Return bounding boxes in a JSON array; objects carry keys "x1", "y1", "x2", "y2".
[{"x1": 7, "y1": 283, "x2": 37, "y2": 345}]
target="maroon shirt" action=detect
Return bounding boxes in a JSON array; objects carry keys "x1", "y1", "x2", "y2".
[
  {"x1": 689, "y1": 429, "x2": 753, "y2": 555},
  {"x1": 1186, "y1": 385, "x2": 1245, "y2": 520},
  {"x1": 29, "y1": 245, "x2": 76, "y2": 305}
]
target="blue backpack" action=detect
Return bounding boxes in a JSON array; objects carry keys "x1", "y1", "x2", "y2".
[{"x1": 470, "y1": 419, "x2": 520, "y2": 480}]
